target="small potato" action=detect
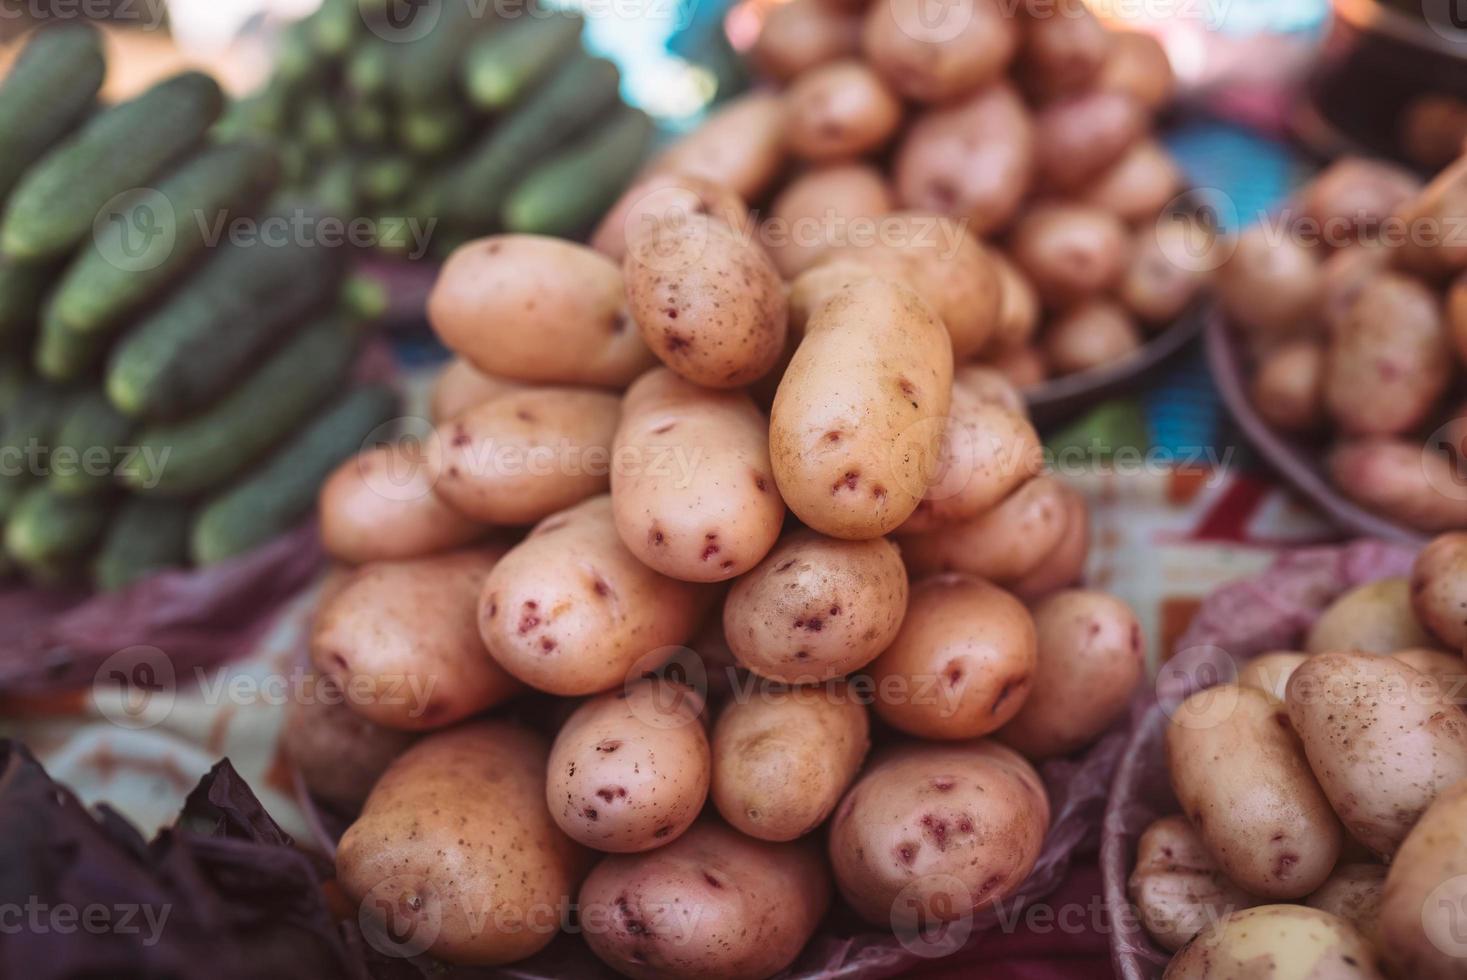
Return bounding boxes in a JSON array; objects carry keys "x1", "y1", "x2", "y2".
[
  {"x1": 1306, "y1": 863, "x2": 1386, "y2": 946},
  {"x1": 783, "y1": 59, "x2": 902, "y2": 163},
  {"x1": 580, "y1": 821, "x2": 830, "y2": 980},
  {"x1": 1167, "y1": 684, "x2": 1343, "y2": 898},
  {"x1": 1117, "y1": 217, "x2": 1216, "y2": 325},
  {"x1": 1250, "y1": 339, "x2": 1326, "y2": 434},
  {"x1": 478, "y1": 496, "x2": 713, "y2": 696},
  {"x1": 1305, "y1": 577, "x2": 1438, "y2": 655},
  {"x1": 1301, "y1": 157, "x2": 1421, "y2": 244},
  {"x1": 829, "y1": 739, "x2": 1049, "y2": 925},
  {"x1": 752, "y1": 0, "x2": 862, "y2": 81},
  {"x1": 429, "y1": 358, "x2": 523, "y2": 422},
  {"x1": 429, "y1": 235, "x2": 654, "y2": 387},
  {"x1": 711, "y1": 683, "x2": 870, "y2": 841},
  {"x1": 998, "y1": 589, "x2": 1143, "y2": 759},
  {"x1": 1320, "y1": 242, "x2": 1392, "y2": 334},
  {"x1": 861, "y1": 0, "x2": 1018, "y2": 103},
  {"x1": 546, "y1": 680, "x2": 710, "y2": 852},
  {"x1": 1043, "y1": 299, "x2": 1143, "y2": 376},
  {"x1": 1325, "y1": 272, "x2": 1452, "y2": 437},
  {"x1": 1448, "y1": 270, "x2": 1467, "y2": 364},
  {"x1": 1412, "y1": 531, "x2": 1467, "y2": 648},
  {"x1": 1329, "y1": 438, "x2": 1467, "y2": 533},
  {"x1": 610, "y1": 369, "x2": 783, "y2": 582},
  {"x1": 1097, "y1": 30, "x2": 1176, "y2": 112},
  {"x1": 893, "y1": 83, "x2": 1034, "y2": 237},
  {"x1": 281, "y1": 673, "x2": 417, "y2": 811},
  {"x1": 1215, "y1": 226, "x2": 1322, "y2": 336},
  {"x1": 1393, "y1": 647, "x2": 1467, "y2": 704},
  {"x1": 989, "y1": 344, "x2": 1049, "y2": 389},
  {"x1": 1286, "y1": 651, "x2": 1467, "y2": 858},
  {"x1": 957, "y1": 363, "x2": 1026, "y2": 415},
  {"x1": 1129, "y1": 815, "x2": 1259, "y2": 952},
  {"x1": 1019, "y1": 0, "x2": 1112, "y2": 100},
  {"x1": 867, "y1": 575, "x2": 1037, "y2": 740},
  {"x1": 625, "y1": 213, "x2": 788, "y2": 389},
  {"x1": 1081, "y1": 139, "x2": 1185, "y2": 224},
  {"x1": 724, "y1": 530, "x2": 908, "y2": 683},
  {"x1": 590, "y1": 173, "x2": 749, "y2": 264},
  {"x1": 1165, "y1": 905, "x2": 1384, "y2": 979},
  {"x1": 1033, "y1": 91, "x2": 1145, "y2": 193},
  {"x1": 1010, "y1": 202, "x2": 1130, "y2": 305},
  {"x1": 1378, "y1": 779, "x2": 1467, "y2": 979},
  {"x1": 1010, "y1": 482, "x2": 1091, "y2": 601},
  {"x1": 769, "y1": 275, "x2": 953, "y2": 538},
  {"x1": 646, "y1": 92, "x2": 787, "y2": 203},
  {"x1": 764, "y1": 163, "x2": 894, "y2": 279},
  {"x1": 320, "y1": 444, "x2": 484, "y2": 564},
  {"x1": 336, "y1": 721, "x2": 586, "y2": 965},
  {"x1": 1391, "y1": 154, "x2": 1467, "y2": 277},
  {"x1": 426, "y1": 387, "x2": 621, "y2": 526},
  {"x1": 1236, "y1": 651, "x2": 1309, "y2": 703},
  {"x1": 989, "y1": 251, "x2": 1041, "y2": 353},
  {"x1": 311, "y1": 548, "x2": 520, "y2": 731},
  {"x1": 900, "y1": 474, "x2": 1071, "y2": 586},
  {"x1": 1402, "y1": 93, "x2": 1467, "y2": 171}
]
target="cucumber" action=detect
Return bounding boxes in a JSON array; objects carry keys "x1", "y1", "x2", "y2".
[
  {"x1": 1, "y1": 72, "x2": 225, "y2": 262},
  {"x1": 49, "y1": 391, "x2": 135, "y2": 498},
  {"x1": 340, "y1": 275, "x2": 389, "y2": 321},
  {"x1": 34, "y1": 305, "x2": 95, "y2": 382},
  {"x1": 462, "y1": 11, "x2": 583, "y2": 111},
  {"x1": 0, "y1": 256, "x2": 54, "y2": 347},
  {"x1": 504, "y1": 107, "x2": 653, "y2": 237},
  {"x1": 2, "y1": 381, "x2": 78, "y2": 461},
  {"x1": 360, "y1": 155, "x2": 416, "y2": 205},
  {"x1": 312, "y1": 156, "x2": 364, "y2": 218},
  {"x1": 346, "y1": 39, "x2": 393, "y2": 98},
  {"x1": 127, "y1": 315, "x2": 361, "y2": 497},
  {"x1": 49, "y1": 141, "x2": 282, "y2": 339},
  {"x1": 5, "y1": 484, "x2": 111, "y2": 568},
  {"x1": 397, "y1": 105, "x2": 467, "y2": 158},
  {"x1": 276, "y1": 21, "x2": 320, "y2": 85},
  {"x1": 348, "y1": 100, "x2": 391, "y2": 145},
  {"x1": 93, "y1": 497, "x2": 191, "y2": 591},
  {"x1": 0, "y1": 361, "x2": 26, "y2": 416},
  {"x1": 0, "y1": 24, "x2": 106, "y2": 206},
  {"x1": 213, "y1": 86, "x2": 290, "y2": 142},
  {"x1": 300, "y1": 96, "x2": 347, "y2": 153},
  {"x1": 106, "y1": 220, "x2": 347, "y2": 420},
  {"x1": 191, "y1": 385, "x2": 397, "y2": 564},
  {"x1": 393, "y1": 0, "x2": 498, "y2": 107},
  {"x1": 312, "y1": 0, "x2": 360, "y2": 56}
]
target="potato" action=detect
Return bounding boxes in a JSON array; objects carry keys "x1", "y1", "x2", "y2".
[
  {"x1": 1286, "y1": 651, "x2": 1467, "y2": 858},
  {"x1": 1325, "y1": 272, "x2": 1452, "y2": 437},
  {"x1": 764, "y1": 163, "x2": 894, "y2": 279},
  {"x1": 1449, "y1": 269, "x2": 1467, "y2": 364},
  {"x1": 1412, "y1": 531, "x2": 1467, "y2": 649},
  {"x1": 724, "y1": 530, "x2": 908, "y2": 683},
  {"x1": 281, "y1": 673, "x2": 417, "y2": 811},
  {"x1": 1320, "y1": 242, "x2": 1392, "y2": 334},
  {"x1": 998, "y1": 589, "x2": 1142, "y2": 759},
  {"x1": 1033, "y1": 91, "x2": 1145, "y2": 193},
  {"x1": 1306, "y1": 863, "x2": 1385, "y2": 947},
  {"x1": 828, "y1": 739, "x2": 1049, "y2": 925},
  {"x1": 1164, "y1": 905, "x2": 1383, "y2": 979},
  {"x1": 893, "y1": 83, "x2": 1034, "y2": 237},
  {"x1": 1378, "y1": 779, "x2": 1467, "y2": 979},
  {"x1": 1119, "y1": 215, "x2": 1221, "y2": 325},
  {"x1": 752, "y1": 0, "x2": 862, "y2": 81},
  {"x1": 1236, "y1": 651, "x2": 1309, "y2": 703},
  {"x1": 900, "y1": 473, "x2": 1071, "y2": 585},
  {"x1": 647, "y1": 92, "x2": 787, "y2": 204},
  {"x1": 477, "y1": 496, "x2": 712, "y2": 696},
  {"x1": 1393, "y1": 648, "x2": 1467, "y2": 704},
  {"x1": 1010, "y1": 482, "x2": 1091, "y2": 601},
  {"x1": 320, "y1": 444, "x2": 483, "y2": 564},
  {"x1": 1043, "y1": 299, "x2": 1143, "y2": 376},
  {"x1": 957, "y1": 363, "x2": 1026, "y2": 415},
  {"x1": 1391, "y1": 153, "x2": 1467, "y2": 277},
  {"x1": 1019, "y1": 0, "x2": 1112, "y2": 100},
  {"x1": 429, "y1": 236, "x2": 654, "y2": 387},
  {"x1": 861, "y1": 0, "x2": 1017, "y2": 103},
  {"x1": 989, "y1": 250, "x2": 1041, "y2": 352},
  {"x1": 769, "y1": 275, "x2": 954, "y2": 538},
  {"x1": 1249, "y1": 339, "x2": 1324, "y2": 434},
  {"x1": 1097, "y1": 30, "x2": 1175, "y2": 112},
  {"x1": 989, "y1": 344, "x2": 1049, "y2": 388},
  {"x1": 624, "y1": 213, "x2": 788, "y2": 389},
  {"x1": 1082, "y1": 139, "x2": 1184, "y2": 224},
  {"x1": 336, "y1": 721, "x2": 586, "y2": 965},
  {"x1": 1305, "y1": 577, "x2": 1438, "y2": 655},
  {"x1": 711, "y1": 682, "x2": 870, "y2": 841},
  {"x1": 311, "y1": 548, "x2": 520, "y2": 731},
  {"x1": 546, "y1": 680, "x2": 709, "y2": 852},
  {"x1": 867, "y1": 575, "x2": 1036, "y2": 740},
  {"x1": 580, "y1": 821, "x2": 830, "y2": 980},
  {"x1": 1129, "y1": 815, "x2": 1259, "y2": 952},
  {"x1": 610, "y1": 369, "x2": 783, "y2": 582},
  {"x1": 783, "y1": 59, "x2": 902, "y2": 163},
  {"x1": 430, "y1": 358, "x2": 522, "y2": 422},
  {"x1": 1329, "y1": 438, "x2": 1467, "y2": 532},
  {"x1": 1301, "y1": 157, "x2": 1421, "y2": 243},
  {"x1": 1167, "y1": 684, "x2": 1343, "y2": 898},
  {"x1": 1011, "y1": 202, "x2": 1130, "y2": 305},
  {"x1": 590, "y1": 173, "x2": 749, "y2": 264},
  {"x1": 1215, "y1": 226, "x2": 1322, "y2": 336},
  {"x1": 1402, "y1": 94, "x2": 1467, "y2": 170}
]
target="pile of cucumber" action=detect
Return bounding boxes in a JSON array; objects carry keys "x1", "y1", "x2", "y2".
[
  {"x1": 0, "y1": 24, "x2": 398, "y2": 591},
  {"x1": 224, "y1": 0, "x2": 656, "y2": 252}
]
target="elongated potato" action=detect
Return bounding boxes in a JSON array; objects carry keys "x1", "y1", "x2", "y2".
[
  {"x1": 783, "y1": 59, "x2": 902, "y2": 163},
  {"x1": 829, "y1": 739, "x2": 1049, "y2": 926},
  {"x1": 752, "y1": 0, "x2": 862, "y2": 81},
  {"x1": 429, "y1": 358, "x2": 523, "y2": 422},
  {"x1": 1305, "y1": 577, "x2": 1437, "y2": 655},
  {"x1": 861, "y1": 0, "x2": 1019, "y2": 103},
  {"x1": 1379, "y1": 779, "x2": 1467, "y2": 980},
  {"x1": 1010, "y1": 482, "x2": 1091, "y2": 601},
  {"x1": 711, "y1": 683, "x2": 870, "y2": 841},
  {"x1": 1011, "y1": 202, "x2": 1130, "y2": 305},
  {"x1": 580, "y1": 821, "x2": 830, "y2": 980},
  {"x1": 1236, "y1": 652, "x2": 1309, "y2": 703},
  {"x1": 1321, "y1": 242, "x2": 1392, "y2": 334},
  {"x1": 1306, "y1": 864, "x2": 1385, "y2": 947},
  {"x1": 1129, "y1": 815, "x2": 1259, "y2": 952},
  {"x1": 320, "y1": 444, "x2": 484, "y2": 564},
  {"x1": 1117, "y1": 218, "x2": 1212, "y2": 325},
  {"x1": 428, "y1": 235, "x2": 654, "y2": 387},
  {"x1": 1019, "y1": 0, "x2": 1112, "y2": 100},
  {"x1": 1097, "y1": 30, "x2": 1175, "y2": 112},
  {"x1": 1391, "y1": 153, "x2": 1467, "y2": 276},
  {"x1": 958, "y1": 364, "x2": 1026, "y2": 414},
  {"x1": 1329, "y1": 438, "x2": 1467, "y2": 532},
  {"x1": 1286, "y1": 651, "x2": 1467, "y2": 858},
  {"x1": 1033, "y1": 91, "x2": 1145, "y2": 193},
  {"x1": 546, "y1": 680, "x2": 710, "y2": 852},
  {"x1": 1082, "y1": 139, "x2": 1184, "y2": 224},
  {"x1": 900, "y1": 473, "x2": 1071, "y2": 585},
  {"x1": 988, "y1": 344, "x2": 1048, "y2": 388},
  {"x1": 426, "y1": 387, "x2": 620, "y2": 526},
  {"x1": 610, "y1": 370, "x2": 783, "y2": 583},
  {"x1": 478, "y1": 496, "x2": 713, "y2": 696},
  {"x1": 282, "y1": 673, "x2": 417, "y2": 810},
  {"x1": 764, "y1": 163, "x2": 894, "y2": 279},
  {"x1": 989, "y1": 250, "x2": 1041, "y2": 352},
  {"x1": 1167, "y1": 684, "x2": 1343, "y2": 898},
  {"x1": 1165, "y1": 905, "x2": 1384, "y2": 979},
  {"x1": 311, "y1": 548, "x2": 520, "y2": 731},
  {"x1": 1250, "y1": 339, "x2": 1325, "y2": 434},
  {"x1": 723, "y1": 530, "x2": 909, "y2": 683},
  {"x1": 590, "y1": 173, "x2": 749, "y2": 264},
  {"x1": 1043, "y1": 299, "x2": 1142, "y2": 375},
  {"x1": 770, "y1": 275, "x2": 953, "y2": 538},
  {"x1": 336, "y1": 721, "x2": 586, "y2": 965},
  {"x1": 1216, "y1": 225, "x2": 1322, "y2": 336},
  {"x1": 1413, "y1": 532, "x2": 1467, "y2": 648},
  {"x1": 647, "y1": 92, "x2": 787, "y2": 203},
  {"x1": 1302, "y1": 157, "x2": 1420, "y2": 242}
]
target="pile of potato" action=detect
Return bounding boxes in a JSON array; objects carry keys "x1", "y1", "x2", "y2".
[
  {"x1": 282, "y1": 146, "x2": 1149, "y2": 971},
  {"x1": 1134, "y1": 533, "x2": 1467, "y2": 978}
]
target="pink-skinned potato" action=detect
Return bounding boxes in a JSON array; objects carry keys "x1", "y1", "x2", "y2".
[{"x1": 319, "y1": 444, "x2": 484, "y2": 564}]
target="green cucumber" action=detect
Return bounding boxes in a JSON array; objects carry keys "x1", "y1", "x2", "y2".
[
  {"x1": 347, "y1": 100, "x2": 391, "y2": 145},
  {"x1": 191, "y1": 385, "x2": 397, "y2": 564},
  {"x1": 397, "y1": 105, "x2": 467, "y2": 158},
  {"x1": 503, "y1": 107, "x2": 653, "y2": 236},
  {"x1": 0, "y1": 256, "x2": 54, "y2": 347},
  {"x1": 393, "y1": 0, "x2": 498, "y2": 107},
  {"x1": 360, "y1": 155, "x2": 416, "y2": 205},
  {"x1": 300, "y1": 96, "x2": 346, "y2": 153},
  {"x1": 0, "y1": 361, "x2": 26, "y2": 416},
  {"x1": 48, "y1": 391, "x2": 135, "y2": 498},
  {"x1": 93, "y1": 497, "x2": 191, "y2": 591},
  {"x1": 346, "y1": 38, "x2": 393, "y2": 98},
  {"x1": 1, "y1": 381, "x2": 78, "y2": 461},
  {"x1": 34, "y1": 305, "x2": 95, "y2": 382},
  {"x1": 462, "y1": 11, "x2": 583, "y2": 111},
  {"x1": 312, "y1": 0, "x2": 360, "y2": 56},
  {"x1": 312, "y1": 156, "x2": 364, "y2": 218},
  {"x1": 5, "y1": 484, "x2": 111, "y2": 567},
  {"x1": 0, "y1": 24, "x2": 106, "y2": 206}
]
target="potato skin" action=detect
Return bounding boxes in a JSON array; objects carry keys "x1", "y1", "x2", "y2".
[
  {"x1": 590, "y1": 173, "x2": 749, "y2": 264},
  {"x1": 647, "y1": 92, "x2": 787, "y2": 203},
  {"x1": 1011, "y1": 202, "x2": 1130, "y2": 305},
  {"x1": 769, "y1": 275, "x2": 953, "y2": 539},
  {"x1": 320, "y1": 444, "x2": 484, "y2": 564},
  {"x1": 1164, "y1": 905, "x2": 1384, "y2": 979},
  {"x1": 1216, "y1": 226, "x2": 1322, "y2": 336},
  {"x1": 1305, "y1": 863, "x2": 1385, "y2": 947},
  {"x1": 1117, "y1": 219, "x2": 1211, "y2": 325},
  {"x1": 711, "y1": 683, "x2": 870, "y2": 841},
  {"x1": 1305, "y1": 577, "x2": 1437, "y2": 655},
  {"x1": 1019, "y1": 0, "x2": 1111, "y2": 100},
  {"x1": 1412, "y1": 532, "x2": 1467, "y2": 649},
  {"x1": 998, "y1": 589, "x2": 1143, "y2": 759},
  {"x1": 1285, "y1": 651, "x2": 1467, "y2": 859},
  {"x1": 1010, "y1": 482, "x2": 1091, "y2": 601},
  {"x1": 1033, "y1": 91, "x2": 1145, "y2": 193},
  {"x1": 428, "y1": 236, "x2": 654, "y2": 387},
  {"x1": 580, "y1": 821, "x2": 830, "y2": 980},
  {"x1": 828, "y1": 739, "x2": 1049, "y2": 926},
  {"x1": 1097, "y1": 30, "x2": 1175, "y2": 112},
  {"x1": 764, "y1": 164, "x2": 895, "y2": 279},
  {"x1": 1392, "y1": 647, "x2": 1467, "y2": 704},
  {"x1": 1043, "y1": 299, "x2": 1142, "y2": 376},
  {"x1": 900, "y1": 473, "x2": 1071, "y2": 586},
  {"x1": 1166, "y1": 684, "x2": 1343, "y2": 898},
  {"x1": 1081, "y1": 139, "x2": 1184, "y2": 224},
  {"x1": 1235, "y1": 652, "x2": 1309, "y2": 704},
  {"x1": 429, "y1": 358, "x2": 523, "y2": 422},
  {"x1": 1391, "y1": 154, "x2": 1467, "y2": 277},
  {"x1": 1250, "y1": 339, "x2": 1325, "y2": 434},
  {"x1": 989, "y1": 250, "x2": 1041, "y2": 352},
  {"x1": 282, "y1": 673, "x2": 417, "y2": 811},
  {"x1": 1129, "y1": 815, "x2": 1258, "y2": 952},
  {"x1": 783, "y1": 59, "x2": 902, "y2": 163},
  {"x1": 546, "y1": 680, "x2": 710, "y2": 853},
  {"x1": 752, "y1": 0, "x2": 862, "y2": 82},
  {"x1": 1379, "y1": 780, "x2": 1467, "y2": 980},
  {"x1": 477, "y1": 496, "x2": 712, "y2": 696},
  {"x1": 1302, "y1": 157, "x2": 1420, "y2": 241},
  {"x1": 867, "y1": 575, "x2": 1037, "y2": 740},
  {"x1": 861, "y1": 0, "x2": 1018, "y2": 103},
  {"x1": 723, "y1": 530, "x2": 908, "y2": 683},
  {"x1": 1329, "y1": 438, "x2": 1467, "y2": 533},
  {"x1": 311, "y1": 548, "x2": 520, "y2": 731}
]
